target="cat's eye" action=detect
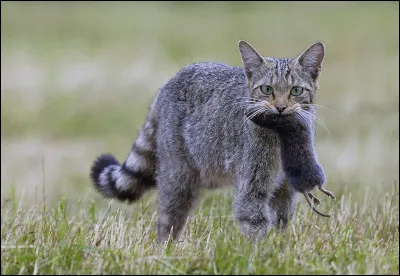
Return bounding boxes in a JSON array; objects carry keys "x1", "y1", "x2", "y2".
[
  {"x1": 290, "y1": 86, "x2": 304, "y2": 96},
  {"x1": 260, "y1": 85, "x2": 274, "y2": 95}
]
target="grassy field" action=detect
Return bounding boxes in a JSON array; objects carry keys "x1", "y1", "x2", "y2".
[{"x1": 1, "y1": 1, "x2": 399, "y2": 274}]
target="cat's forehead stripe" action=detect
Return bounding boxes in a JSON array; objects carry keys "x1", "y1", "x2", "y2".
[{"x1": 265, "y1": 57, "x2": 293, "y2": 78}]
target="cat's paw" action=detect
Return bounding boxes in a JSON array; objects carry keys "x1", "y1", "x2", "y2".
[{"x1": 239, "y1": 219, "x2": 270, "y2": 240}]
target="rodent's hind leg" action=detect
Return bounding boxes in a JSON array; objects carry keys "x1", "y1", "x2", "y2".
[
  {"x1": 319, "y1": 186, "x2": 336, "y2": 200},
  {"x1": 307, "y1": 192, "x2": 321, "y2": 205}
]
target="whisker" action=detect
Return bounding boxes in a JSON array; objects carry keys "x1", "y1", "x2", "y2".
[
  {"x1": 222, "y1": 97, "x2": 263, "y2": 114},
  {"x1": 302, "y1": 103, "x2": 339, "y2": 119},
  {"x1": 241, "y1": 106, "x2": 267, "y2": 128},
  {"x1": 210, "y1": 97, "x2": 262, "y2": 119},
  {"x1": 295, "y1": 110, "x2": 312, "y2": 130},
  {"x1": 224, "y1": 97, "x2": 262, "y2": 106},
  {"x1": 300, "y1": 109, "x2": 331, "y2": 141},
  {"x1": 247, "y1": 107, "x2": 266, "y2": 121}
]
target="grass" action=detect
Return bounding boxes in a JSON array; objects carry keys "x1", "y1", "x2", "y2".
[
  {"x1": 1, "y1": 187, "x2": 399, "y2": 275},
  {"x1": 1, "y1": 1, "x2": 399, "y2": 274}
]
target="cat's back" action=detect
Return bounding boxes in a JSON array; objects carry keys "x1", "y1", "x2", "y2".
[
  {"x1": 178, "y1": 61, "x2": 244, "y2": 82},
  {"x1": 175, "y1": 61, "x2": 244, "y2": 84},
  {"x1": 156, "y1": 62, "x2": 246, "y2": 107}
]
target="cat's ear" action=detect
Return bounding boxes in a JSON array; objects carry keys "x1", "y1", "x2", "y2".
[
  {"x1": 238, "y1": 40, "x2": 266, "y2": 80},
  {"x1": 295, "y1": 41, "x2": 325, "y2": 80}
]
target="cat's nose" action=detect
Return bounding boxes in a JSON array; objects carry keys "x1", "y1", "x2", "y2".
[{"x1": 276, "y1": 105, "x2": 287, "y2": 113}]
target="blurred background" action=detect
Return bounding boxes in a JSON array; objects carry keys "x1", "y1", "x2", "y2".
[{"x1": 1, "y1": 1, "x2": 398, "y2": 208}]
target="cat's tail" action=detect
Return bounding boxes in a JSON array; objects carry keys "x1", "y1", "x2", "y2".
[{"x1": 90, "y1": 111, "x2": 157, "y2": 203}]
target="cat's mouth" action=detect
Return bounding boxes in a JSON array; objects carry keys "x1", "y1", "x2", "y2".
[
  {"x1": 245, "y1": 106, "x2": 294, "y2": 128},
  {"x1": 274, "y1": 113, "x2": 291, "y2": 119}
]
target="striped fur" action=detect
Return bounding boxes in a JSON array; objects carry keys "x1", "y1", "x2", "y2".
[{"x1": 90, "y1": 112, "x2": 157, "y2": 203}]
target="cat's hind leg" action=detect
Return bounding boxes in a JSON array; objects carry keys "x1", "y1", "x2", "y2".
[{"x1": 155, "y1": 164, "x2": 200, "y2": 243}]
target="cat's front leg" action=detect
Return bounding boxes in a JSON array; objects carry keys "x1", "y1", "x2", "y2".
[
  {"x1": 232, "y1": 182, "x2": 276, "y2": 240},
  {"x1": 269, "y1": 178, "x2": 299, "y2": 230}
]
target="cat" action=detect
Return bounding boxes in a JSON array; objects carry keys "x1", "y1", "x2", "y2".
[{"x1": 90, "y1": 40, "x2": 326, "y2": 242}]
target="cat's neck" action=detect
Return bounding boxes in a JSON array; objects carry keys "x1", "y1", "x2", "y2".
[{"x1": 245, "y1": 120, "x2": 280, "y2": 144}]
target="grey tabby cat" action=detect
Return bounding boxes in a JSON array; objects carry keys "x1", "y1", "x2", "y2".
[{"x1": 90, "y1": 40, "x2": 326, "y2": 242}]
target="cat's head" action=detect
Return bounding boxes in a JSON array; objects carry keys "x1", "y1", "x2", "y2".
[{"x1": 238, "y1": 40, "x2": 325, "y2": 124}]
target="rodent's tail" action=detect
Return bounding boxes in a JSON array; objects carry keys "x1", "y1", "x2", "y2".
[{"x1": 90, "y1": 111, "x2": 157, "y2": 203}]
